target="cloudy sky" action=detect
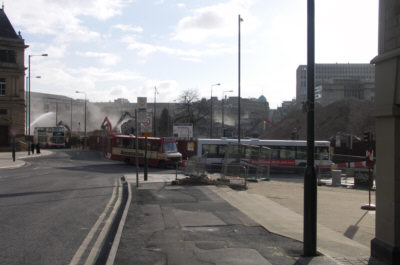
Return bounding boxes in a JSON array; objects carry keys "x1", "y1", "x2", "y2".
[{"x1": 5, "y1": 0, "x2": 378, "y2": 108}]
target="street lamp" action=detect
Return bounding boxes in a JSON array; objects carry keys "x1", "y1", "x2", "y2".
[
  {"x1": 238, "y1": 15, "x2": 243, "y2": 143},
  {"x1": 28, "y1": 53, "x2": 48, "y2": 155},
  {"x1": 75, "y1": 91, "x2": 87, "y2": 148},
  {"x1": 25, "y1": 75, "x2": 40, "y2": 135},
  {"x1": 222, "y1": 90, "x2": 233, "y2": 137},
  {"x1": 210, "y1": 83, "x2": 221, "y2": 138}
]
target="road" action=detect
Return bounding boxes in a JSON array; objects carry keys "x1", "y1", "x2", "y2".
[{"x1": 0, "y1": 149, "x2": 141, "y2": 265}]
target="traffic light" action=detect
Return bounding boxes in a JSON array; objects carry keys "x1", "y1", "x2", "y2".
[{"x1": 363, "y1": 132, "x2": 371, "y2": 145}]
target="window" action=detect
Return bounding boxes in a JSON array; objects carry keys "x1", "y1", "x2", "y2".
[
  {"x1": 164, "y1": 142, "x2": 178, "y2": 153},
  {"x1": 0, "y1": 78, "x2": 5, "y2": 96},
  {"x1": 151, "y1": 141, "x2": 161, "y2": 152},
  {"x1": 0, "y1": 50, "x2": 16, "y2": 63},
  {"x1": 202, "y1": 144, "x2": 225, "y2": 158},
  {"x1": 0, "y1": 109, "x2": 7, "y2": 115}
]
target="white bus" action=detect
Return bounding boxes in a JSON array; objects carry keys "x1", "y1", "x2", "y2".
[
  {"x1": 196, "y1": 138, "x2": 331, "y2": 172},
  {"x1": 34, "y1": 126, "x2": 66, "y2": 148}
]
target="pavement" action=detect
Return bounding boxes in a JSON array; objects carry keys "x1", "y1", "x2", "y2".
[
  {"x1": 116, "y1": 172, "x2": 386, "y2": 265},
  {"x1": 0, "y1": 153, "x2": 385, "y2": 264},
  {"x1": 0, "y1": 149, "x2": 53, "y2": 169}
]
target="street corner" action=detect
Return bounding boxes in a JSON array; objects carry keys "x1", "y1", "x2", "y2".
[{"x1": 0, "y1": 159, "x2": 26, "y2": 169}]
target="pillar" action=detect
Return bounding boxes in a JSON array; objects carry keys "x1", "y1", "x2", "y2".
[{"x1": 371, "y1": 1, "x2": 400, "y2": 264}]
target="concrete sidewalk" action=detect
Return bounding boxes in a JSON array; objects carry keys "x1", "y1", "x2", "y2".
[
  {"x1": 0, "y1": 149, "x2": 53, "y2": 169},
  {"x1": 115, "y1": 173, "x2": 385, "y2": 265},
  {"x1": 114, "y1": 181, "x2": 338, "y2": 265}
]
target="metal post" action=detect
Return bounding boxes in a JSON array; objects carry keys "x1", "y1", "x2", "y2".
[
  {"x1": 12, "y1": 135, "x2": 15, "y2": 162},
  {"x1": 304, "y1": 0, "x2": 317, "y2": 256},
  {"x1": 56, "y1": 101, "x2": 58, "y2": 126},
  {"x1": 70, "y1": 98, "x2": 73, "y2": 135},
  {"x1": 238, "y1": 15, "x2": 243, "y2": 143},
  {"x1": 154, "y1": 86, "x2": 157, "y2": 137},
  {"x1": 28, "y1": 55, "x2": 31, "y2": 155},
  {"x1": 84, "y1": 95, "x2": 87, "y2": 148},
  {"x1": 27, "y1": 53, "x2": 48, "y2": 154},
  {"x1": 210, "y1": 83, "x2": 220, "y2": 138},
  {"x1": 222, "y1": 96, "x2": 225, "y2": 137},
  {"x1": 144, "y1": 137, "x2": 148, "y2": 181},
  {"x1": 25, "y1": 76, "x2": 28, "y2": 136},
  {"x1": 210, "y1": 86, "x2": 213, "y2": 138},
  {"x1": 135, "y1": 109, "x2": 139, "y2": 188}
]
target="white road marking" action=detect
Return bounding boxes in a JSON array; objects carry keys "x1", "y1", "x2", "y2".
[
  {"x1": 68, "y1": 179, "x2": 118, "y2": 265},
  {"x1": 84, "y1": 181, "x2": 122, "y2": 265}
]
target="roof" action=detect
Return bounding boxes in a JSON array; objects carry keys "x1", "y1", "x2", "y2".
[
  {"x1": 258, "y1": 95, "x2": 267, "y2": 103},
  {"x1": 0, "y1": 8, "x2": 19, "y2": 39}
]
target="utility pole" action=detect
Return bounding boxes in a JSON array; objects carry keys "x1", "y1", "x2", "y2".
[
  {"x1": 304, "y1": 0, "x2": 317, "y2": 256},
  {"x1": 153, "y1": 86, "x2": 158, "y2": 137},
  {"x1": 238, "y1": 14, "x2": 243, "y2": 143}
]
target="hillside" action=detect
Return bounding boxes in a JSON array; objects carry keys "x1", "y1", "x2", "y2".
[{"x1": 264, "y1": 99, "x2": 375, "y2": 140}]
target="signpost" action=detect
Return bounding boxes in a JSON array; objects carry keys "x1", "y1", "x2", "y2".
[{"x1": 10, "y1": 129, "x2": 16, "y2": 162}]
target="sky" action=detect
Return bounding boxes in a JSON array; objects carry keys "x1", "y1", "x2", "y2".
[{"x1": 5, "y1": 0, "x2": 378, "y2": 109}]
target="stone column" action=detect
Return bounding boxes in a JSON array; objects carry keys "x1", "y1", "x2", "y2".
[{"x1": 371, "y1": 1, "x2": 400, "y2": 264}]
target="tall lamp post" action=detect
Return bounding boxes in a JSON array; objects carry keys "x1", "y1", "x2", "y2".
[
  {"x1": 238, "y1": 15, "x2": 243, "y2": 143},
  {"x1": 25, "y1": 75, "x2": 40, "y2": 135},
  {"x1": 153, "y1": 86, "x2": 158, "y2": 137},
  {"x1": 28, "y1": 53, "x2": 48, "y2": 155},
  {"x1": 75, "y1": 91, "x2": 87, "y2": 148},
  {"x1": 210, "y1": 83, "x2": 220, "y2": 138},
  {"x1": 304, "y1": 0, "x2": 317, "y2": 256},
  {"x1": 222, "y1": 90, "x2": 233, "y2": 137}
]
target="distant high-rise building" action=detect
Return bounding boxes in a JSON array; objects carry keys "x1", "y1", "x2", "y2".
[
  {"x1": 0, "y1": 7, "x2": 28, "y2": 147},
  {"x1": 296, "y1": 63, "x2": 375, "y2": 104}
]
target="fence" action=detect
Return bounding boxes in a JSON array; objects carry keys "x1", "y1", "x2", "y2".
[{"x1": 221, "y1": 143, "x2": 271, "y2": 185}]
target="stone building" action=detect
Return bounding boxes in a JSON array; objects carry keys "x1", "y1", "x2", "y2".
[{"x1": 0, "y1": 7, "x2": 27, "y2": 147}]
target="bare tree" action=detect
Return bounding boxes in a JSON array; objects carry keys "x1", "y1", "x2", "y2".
[{"x1": 174, "y1": 89, "x2": 209, "y2": 137}]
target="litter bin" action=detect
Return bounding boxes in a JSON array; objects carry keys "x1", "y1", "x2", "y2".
[{"x1": 331, "y1": 170, "x2": 341, "y2": 186}]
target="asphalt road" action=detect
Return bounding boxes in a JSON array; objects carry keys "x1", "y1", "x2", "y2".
[{"x1": 0, "y1": 149, "x2": 139, "y2": 265}]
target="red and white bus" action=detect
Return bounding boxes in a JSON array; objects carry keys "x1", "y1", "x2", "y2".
[
  {"x1": 196, "y1": 138, "x2": 331, "y2": 172},
  {"x1": 110, "y1": 135, "x2": 182, "y2": 167}
]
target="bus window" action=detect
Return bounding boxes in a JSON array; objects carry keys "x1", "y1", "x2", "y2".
[
  {"x1": 203, "y1": 144, "x2": 217, "y2": 157},
  {"x1": 280, "y1": 146, "x2": 295, "y2": 159},
  {"x1": 316, "y1": 146, "x2": 329, "y2": 160},
  {"x1": 139, "y1": 139, "x2": 145, "y2": 150},
  {"x1": 115, "y1": 138, "x2": 122, "y2": 148},
  {"x1": 218, "y1": 145, "x2": 226, "y2": 158},
  {"x1": 270, "y1": 147, "x2": 279, "y2": 159},
  {"x1": 164, "y1": 142, "x2": 178, "y2": 153},
  {"x1": 122, "y1": 138, "x2": 130, "y2": 148},
  {"x1": 151, "y1": 141, "x2": 161, "y2": 152},
  {"x1": 296, "y1": 146, "x2": 307, "y2": 160}
]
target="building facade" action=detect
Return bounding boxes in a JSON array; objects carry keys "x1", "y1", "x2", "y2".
[
  {"x1": 296, "y1": 63, "x2": 375, "y2": 103},
  {"x1": 0, "y1": 7, "x2": 28, "y2": 147}
]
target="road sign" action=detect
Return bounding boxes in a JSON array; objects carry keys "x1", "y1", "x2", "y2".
[{"x1": 137, "y1": 97, "x2": 147, "y2": 110}]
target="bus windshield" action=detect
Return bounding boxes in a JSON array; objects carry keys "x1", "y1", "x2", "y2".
[{"x1": 164, "y1": 142, "x2": 178, "y2": 153}]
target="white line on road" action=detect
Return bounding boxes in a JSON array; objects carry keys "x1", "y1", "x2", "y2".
[
  {"x1": 84, "y1": 180, "x2": 122, "y2": 265},
  {"x1": 68, "y1": 179, "x2": 118, "y2": 265}
]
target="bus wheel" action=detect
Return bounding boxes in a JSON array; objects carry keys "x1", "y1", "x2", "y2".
[{"x1": 124, "y1": 158, "x2": 130, "y2": 164}]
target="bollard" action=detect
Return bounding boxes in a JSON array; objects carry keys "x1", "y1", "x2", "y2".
[
  {"x1": 331, "y1": 170, "x2": 341, "y2": 186},
  {"x1": 144, "y1": 137, "x2": 148, "y2": 181},
  {"x1": 176, "y1": 161, "x2": 178, "y2": 180}
]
